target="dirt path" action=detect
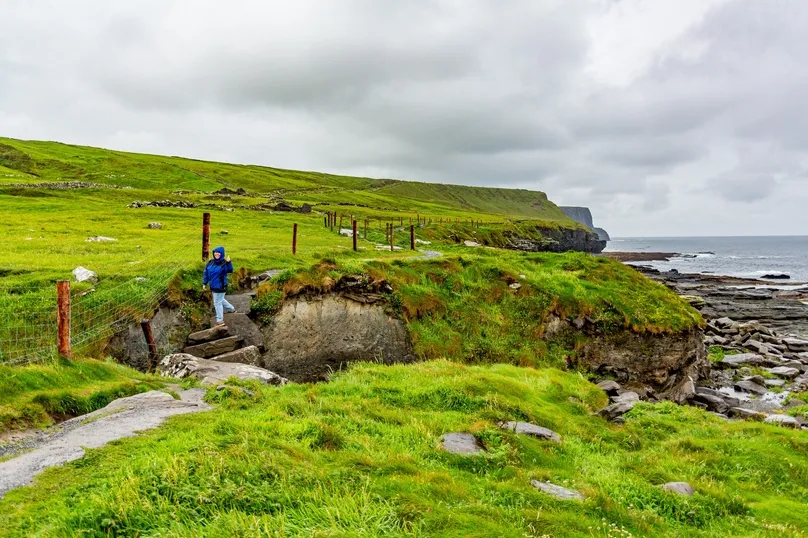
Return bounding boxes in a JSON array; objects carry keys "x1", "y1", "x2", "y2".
[{"x1": 0, "y1": 388, "x2": 210, "y2": 498}]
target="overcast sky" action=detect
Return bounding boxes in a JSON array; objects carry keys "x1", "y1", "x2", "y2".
[{"x1": 2, "y1": 0, "x2": 807, "y2": 237}]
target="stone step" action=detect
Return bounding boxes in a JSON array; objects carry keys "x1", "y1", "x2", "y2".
[
  {"x1": 186, "y1": 325, "x2": 230, "y2": 345},
  {"x1": 183, "y1": 335, "x2": 242, "y2": 359},
  {"x1": 210, "y1": 345, "x2": 260, "y2": 366}
]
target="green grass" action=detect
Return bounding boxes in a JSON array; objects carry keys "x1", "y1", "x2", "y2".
[
  {"x1": 0, "y1": 358, "x2": 162, "y2": 432},
  {"x1": 1, "y1": 361, "x2": 805, "y2": 537}
]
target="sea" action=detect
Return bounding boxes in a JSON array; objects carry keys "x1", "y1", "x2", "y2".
[{"x1": 605, "y1": 236, "x2": 808, "y2": 283}]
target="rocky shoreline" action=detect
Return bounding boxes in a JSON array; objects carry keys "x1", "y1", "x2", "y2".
[{"x1": 599, "y1": 257, "x2": 808, "y2": 428}]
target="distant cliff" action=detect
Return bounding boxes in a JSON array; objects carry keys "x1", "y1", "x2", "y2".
[{"x1": 560, "y1": 207, "x2": 610, "y2": 242}]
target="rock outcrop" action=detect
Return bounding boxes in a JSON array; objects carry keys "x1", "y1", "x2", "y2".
[
  {"x1": 505, "y1": 226, "x2": 607, "y2": 254},
  {"x1": 159, "y1": 354, "x2": 288, "y2": 386}
]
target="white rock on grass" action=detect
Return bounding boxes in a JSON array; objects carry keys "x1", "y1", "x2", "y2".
[
  {"x1": 662, "y1": 482, "x2": 695, "y2": 496},
  {"x1": 530, "y1": 480, "x2": 584, "y2": 501},
  {"x1": 86, "y1": 236, "x2": 117, "y2": 242},
  {"x1": 72, "y1": 266, "x2": 98, "y2": 284}
]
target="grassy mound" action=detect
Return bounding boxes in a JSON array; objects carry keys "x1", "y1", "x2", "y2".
[
  {"x1": 1, "y1": 361, "x2": 805, "y2": 537},
  {"x1": 0, "y1": 358, "x2": 162, "y2": 432}
]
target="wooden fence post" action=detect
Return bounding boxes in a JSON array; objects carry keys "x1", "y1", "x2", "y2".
[
  {"x1": 140, "y1": 319, "x2": 158, "y2": 371},
  {"x1": 330, "y1": 212, "x2": 334, "y2": 232},
  {"x1": 390, "y1": 225, "x2": 394, "y2": 251},
  {"x1": 352, "y1": 220, "x2": 357, "y2": 251},
  {"x1": 324, "y1": 215, "x2": 327, "y2": 228},
  {"x1": 410, "y1": 225, "x2": 415, "y2": 250},
  {"x1": 57, "y1": 280, "x2": 71, "y2": 358},
  {"x1": 202, "y1": 212, "x2": 211, "y2": 261},
  {"x1": 292, "y1": 223, "x2": 298, "y2": 254}
]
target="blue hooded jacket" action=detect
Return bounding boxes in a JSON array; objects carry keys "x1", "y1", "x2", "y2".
[{"x1": 203, "y1": 246, "x2": 234, "y2": 292}]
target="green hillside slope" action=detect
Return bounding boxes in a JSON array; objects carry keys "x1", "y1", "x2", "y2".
[{"x1": 0, "y1": 137, "x2": 572, "y2": 222}]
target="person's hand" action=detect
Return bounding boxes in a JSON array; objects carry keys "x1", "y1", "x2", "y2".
[
  {"x1": 225, "y1": 256, "x2": 231, "y2": 262},
  {"x1": 202, "y1": 285, "x2": 207, "y2": 291}
]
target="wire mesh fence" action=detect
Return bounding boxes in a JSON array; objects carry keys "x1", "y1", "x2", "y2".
[{"x1": 1, "y1": 234, "x2": 197, "y2": 367}]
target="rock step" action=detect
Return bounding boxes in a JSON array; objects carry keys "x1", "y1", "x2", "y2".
[
  {"x1": 186, "y1": 325, "x2": 231, "y2": 345},
  {"x1": 183, "y1": 335, "x2": 242, "y2": 359},
  {"x1": 210, "y1": 345, "x2": 261, "y2": 366}
]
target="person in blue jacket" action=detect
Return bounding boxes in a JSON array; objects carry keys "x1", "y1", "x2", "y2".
[{"x1": 202, "y1": 246, "x2": 235, "y2": 326}]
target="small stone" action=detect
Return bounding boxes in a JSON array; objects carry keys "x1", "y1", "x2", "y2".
[
  {"x1": 530, "y1": 480, "x2": 584, "y2": 501},
  {"x1": 220, "y1": 230, "x2": 229, "y2": 235},
  {"x1": 508, "y1": 282, "x2": 522, "y2": 290},
  {"x1": 147, "y1": 222, "x2": 162, "y2": 229},
  {"x1": 764, "y1": 379, "x2": 785, "y2": 387},
  {"x1": 441, "y1": 433, "x2": 483, "y2": 455},
  {"x1": 499, "y1": 421, "x2": 561, "y2": 443},
  {"x1": 463, "y1": 240, "x2": 480, "y2": 247},
  {"x1": 86, "y1": 236, "x2": 117, "y2": 242},
  {"x1": 72, "y1": 266, "x2": 98, "y2": 284},
  {"x1": 662, "y1": 482, "x2": 695, "y2": 496},
  {"x1": 764, "y1": 414, "x2": 800, "y2": 428}
]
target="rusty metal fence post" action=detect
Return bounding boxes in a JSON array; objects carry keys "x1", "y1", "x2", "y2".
[
  {"x1": 140, "y1": 319, "x2": 158, "y2": 371},
  {"x1": 57, "y1": 280, "x2": 71, "y2": 358},
  {"x1": 202, "y1": 212, "x2": 211, "y2": 261}
]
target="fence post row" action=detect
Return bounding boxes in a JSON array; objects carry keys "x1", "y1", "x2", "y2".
[
  {"x1": 202, "y1": 212, "x2": 211, "y2": 261},
  {"x1": 56, "y1": 280, "x2": 71, "y2": 358}
]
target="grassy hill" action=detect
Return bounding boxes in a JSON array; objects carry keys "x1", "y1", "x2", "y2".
[{"x1": 0, "y1": 137, "x2": 571, "y2": 221}]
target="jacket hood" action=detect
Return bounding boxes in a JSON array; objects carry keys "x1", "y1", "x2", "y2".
[{"x1": 213, "y1": 246, "x2": 225, "y2": 258}]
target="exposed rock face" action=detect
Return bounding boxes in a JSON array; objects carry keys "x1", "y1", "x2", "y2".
[
  {"x1": 505, "y1": 226, "x2": 607, "y2": 254},
  {"x1": 593, "y1": 227, "x2": 610, "y2": 241},
  {"x1": 559, "y1": 206, "x2": 595, "y2": 228},
  {"x1": 579, "y1": 328, "x2": 708, "y2": 402},
  {"x1": 260, "y1": 294, "x2": 416, "y2": 382}
]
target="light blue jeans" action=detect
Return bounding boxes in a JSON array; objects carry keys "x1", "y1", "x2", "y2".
[{"x1": 212, "y1": 292, "x2": 235, "y2": 322}]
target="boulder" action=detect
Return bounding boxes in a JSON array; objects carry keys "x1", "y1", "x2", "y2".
[
  {"x1": 222, "y1": 312, "x2": 263, "y2": 349},
  {"x1": 72, "y1": 266, "x2": 98, "y2": 284},
  {"x1": 183, "y1": 335, "x2": 241, "y2": 358},
  {"x1": 596, "y1": 380, "x2": 621, "y2": 395},
  {"x1": 597, "y1": 401, "x2": 635, "y2": 422},
  {"x1": 225, "y1": 293, "x2": 253, "y2": 315},
  {"x1": 764, "y1": 414, "x2": 800, "y2": 428},
  {"x1": 211, "y1": 345, "x2": 261, "y2": 365},
  {"x1": 441, "y1": 433, "x2": 483, "y2": 455},
  {"x1": 692, "y1": 393, "x2": 729, "y2": 415},
  {"x1": 147, "y1": 222, "x2": 163, "y2": 229},
  {"x1": 662, "y1": 482, "x2": 695, "y2": 496},
  {"x1": 611, "y1": 392, "x2": 640, "y2": 405},
  {"x1": 186, "y1": 325, "x2": 231, "y2": 345},
  {"x1": 158, "y1": 354, "x2": 288, "y2": 386},
  {"x1": 729, "y1": 407, "x2": 765, "y2": 420},
  {"x1": 530, "y1": 480, "x2": 584, "y2": 501},
  {"x1": 499, "y1": 421, "x2": 561, "y2": 443}
]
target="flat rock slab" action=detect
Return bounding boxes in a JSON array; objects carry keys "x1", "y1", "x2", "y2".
[
  {"x1": 441, "y1": 433, "x2": 483, "y2": 455},
  {"x1": 596, "y1": 380, "x2": 621, "y2": 394},
  {"x1": 768, "y1": 366, "x2": 801, "y2": 379},
  {"x1": 159, "y1": 354, "x2": 288, "y2": 386},
  {"x1": 597, "y1": 401, "x2": 635, "y2": 422},
  {"x1": 764, "y1": 414, "x2": 800, "y2": 428},
  {"x1": 729, "y1": 407, "x2": 765, "y2": 420},
  {"x1": 186, "y1": 325, "x2": 231, "y2": 345},
  {"x1": 784, "y1": 337, "x2": 808, "y2": 352},
  {"x1": 611, "y1": 392, "x2": 640, "y2": 405},
  {"x1": 212, "y1": 345, "x2": 261, "y2": 366},
  {"x1": 0, "y1": 389, "x2": 208, "y2": 498},
  {"x1": 183, "y1": 335, "x2": 241, "y2": 358},
  {"x1": 734, "y1": 380, "x2": 768, "y2": 395},
  {"x1": 530, "y1": 480, "x2": 584, "y2": 501},
  {"x1": 499, "y1": 421, "x2": 561, "y2": 443},
  {"x1": 719, "y1": 353, "x2": 764, "y2": 368},
  {"x1": 662, "y1": 482, "x2": 695, "y2": 496}
]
